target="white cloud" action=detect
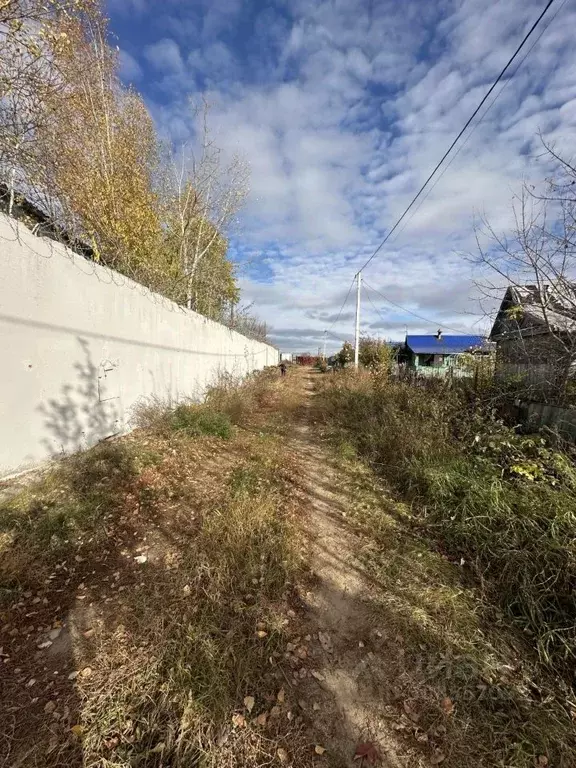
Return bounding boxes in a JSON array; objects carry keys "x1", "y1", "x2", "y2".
[
  {"x1": 108, "y1": 0, "x2": 147, "y2": 14},
  {"x1": 144, "y1": 38, "x2": 184, "y2": 74},
  {"x1": 119, "y1": 50, "x2": 142, "y2": 83},
  {"x1": 127, "y1": 0, "x2": 576, "y2": 351}
]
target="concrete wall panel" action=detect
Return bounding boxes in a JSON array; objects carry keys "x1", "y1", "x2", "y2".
[{"x1": 0, "y1": 214, "x2": 278, "y2": 476}]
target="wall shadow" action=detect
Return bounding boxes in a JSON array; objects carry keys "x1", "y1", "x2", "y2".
[{"x1": 37, "y1": 337, "x2": 121, "y2": 459}]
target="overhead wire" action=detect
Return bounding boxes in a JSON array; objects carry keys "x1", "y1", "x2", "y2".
[
  {"x1": 325, "y1": 329, "x2": 350, "y2": 343},
  {"x1": 363, "y1": 280, "x2": 471, "y2": 335},
  {"x1": 385, "y1": 0, "x2": 569, "y2": 249},
  {"x1": 355, "y1": 0, "x2": 558, "y2": 275},
  {"x1": 326, "y1": 275, "x2": 356, "y2": 335}
]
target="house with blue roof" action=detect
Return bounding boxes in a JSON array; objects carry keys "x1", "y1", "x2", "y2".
[{"x1": 403, "y1": 332, "x2": 493, "y2": 375}]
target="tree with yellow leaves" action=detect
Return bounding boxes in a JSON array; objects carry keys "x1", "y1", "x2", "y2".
[
  {"x1": 163, "y1": 101, "x2": 250, "y2": 310},
  {"x1": 1, "y1": 0, "x2": 250, "y2": 324},
  {"x1": 34, "y1": 6, "x2": 166, "y2": 286},
  {"x1": 0, "y1": 0, "x2": 97, "y2": 214}
]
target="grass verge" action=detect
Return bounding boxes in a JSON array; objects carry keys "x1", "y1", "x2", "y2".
[
  {"x1": 0, "y1": 367, "x2": 311, "y2": 768},
  {"x1": 314, "y1": 369, "x2": 576, "y2": 766}
]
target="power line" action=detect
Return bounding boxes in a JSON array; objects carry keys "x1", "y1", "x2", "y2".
[
  {"x1": 364, "y1": 288, "x2": 392, "y2": 331},
  {"x1": 326, "y1": 329, "x2": 349, "y2": 343},
  {"x1": 386, "y1": 0, "x2": 568, "y2": 248},
  {"x1": 327, "y1": 275, "x2": 356, "y2": 334},
  {"x1": 356, "y1": 0, "x2": 558, "y2": 274},
  {"x1": 363, "y1": 281, "x2": 472, "y2": 335}
]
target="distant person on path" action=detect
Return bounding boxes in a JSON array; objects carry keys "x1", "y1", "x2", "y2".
[{"x1": 279, "y1": 361, "x2": 287, "y2": 377}]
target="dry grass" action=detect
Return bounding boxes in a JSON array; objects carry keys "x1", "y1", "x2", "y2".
[
  {"x1": 314, "y1": 370, "x2": 576, "y2": 767},
  {"x1": 0, "y1": 367, "x2": 313, "y2": 768}
]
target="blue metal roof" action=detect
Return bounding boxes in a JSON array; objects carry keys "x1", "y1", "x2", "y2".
[{"x1": 405, "y1": 335, "x2": 486, "y2": 355}]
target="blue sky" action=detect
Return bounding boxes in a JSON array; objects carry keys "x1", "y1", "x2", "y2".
[{"x1": 106, "y1": 0, "x2": 576, "y2": 352}]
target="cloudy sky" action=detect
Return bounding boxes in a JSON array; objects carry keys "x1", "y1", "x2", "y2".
[{"x1": 107, "y1": 0, "x2": 576, "y2": 352}]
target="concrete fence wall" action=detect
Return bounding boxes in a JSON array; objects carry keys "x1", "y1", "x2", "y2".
[{"x1": 0, "y1": 213, "x2": 279, "y2": 477}]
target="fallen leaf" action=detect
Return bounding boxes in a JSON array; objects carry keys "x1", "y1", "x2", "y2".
[
  {"x1": 353, "y1": 742, "x2": 380, "y2": 763},
  {"x1": 134, "y1": 555, "x2": 147, "y2": 564},
  {"x1": 81, "y1": 667, "x2": 93, "y2": 679},
  {"x1": 104, "y1": 736, "x2": 120, "y2": 750},
  {"x1": 70, "y1": 724, "x2": 84, "y2": 738},
  {"x1": 256, "y1": 712, "x2": 268, "y2": 726},
  {"x1": 403, "y1": 700, "x2": 420, "y2": 723},
  {"x1": 277, "y1": 687, "x2": 285, "y2": 704},
  {"x1": 277, "y1": 747, "x2": 289, "y2": 763},
  {"x1": 44, "y1": 701, "x2": 56, "y2": 714},
  {"x1": 244, "y1": 695, "x2": 255, "y2": 713},
  {"x1": 68, "y1": 671, "x2": 79, "y2": 681},
  {"x1": 536, "y1": 758, "x2": 549, "y2": 767},
  {"x1": 231, "y1": 713, "x2": 246, "y2": 728},
  {"x1": 430, "y1": 752, "x2": 446, "y2": 764},
  {"x1": 256, "y1": 630, "x2": 268, "y2": 639},
  {"x1": 441, "y1": 697, "x2": 454, "y2": 716},
  {"x1": 317, "y1": 631, "x2": 333, "y2": 653},
  {"x1": 313, "y1": 702, "x2": 321, "y2": 711},
  {"x1": 315, "y1": 745, "x2": 326, "y2": 755}
]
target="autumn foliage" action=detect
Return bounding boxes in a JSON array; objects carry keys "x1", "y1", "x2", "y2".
[{"x1": 0, "y1": 0, "x2": 254, "y2": 330}]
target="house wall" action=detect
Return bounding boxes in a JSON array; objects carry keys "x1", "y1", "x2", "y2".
[
  {"x1": 497, "y1": 335, "x2": 567, "y2": 366},
  {"x1": 495, "y1": 336, "x2": 570, "y2": 397},
  {"x1": 0, "y1": 213, "x2": 279, "y2": 477}
]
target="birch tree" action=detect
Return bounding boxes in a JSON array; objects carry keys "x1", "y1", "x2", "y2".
[
  {"x1": 165, "y1": 101, "x2": 250, "y2": 309},
  {"x1": 35, "y1": 6, "x2": 166, "y2": 284},
  {"x1": 0, "y1": 1, "x2": 95, "y2": 213}
]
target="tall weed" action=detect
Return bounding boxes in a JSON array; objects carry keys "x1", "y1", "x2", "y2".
[{"x1": 317, "y1": 371, "x2": 576, "y2": 675}]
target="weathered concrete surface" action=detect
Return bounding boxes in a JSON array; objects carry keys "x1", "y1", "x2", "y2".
[{"x1": 0, "y1": 213, "x2": 278, "y2": 476}]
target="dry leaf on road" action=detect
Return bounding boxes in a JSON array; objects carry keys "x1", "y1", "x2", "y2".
[
  {"x1": 441, "y1": 697, "x2": 454, "y2": 716},
  {"x1": 244, "y1": 695, "x2": 255, "y2": 713},
  {"x1": 231, "y1": 713, "x2": 246, "y2": 728},
  {"x1": 353, "y1": 742, "x2": 380, "y2": 764},
  {"x1": 402, "y1": 700, "x2": 420, "y2": 723},
  {"x1": 315, "y1": 745, "x2": 326, "y2": 755},
  {"x1": 317, "y1": 631, "x2": 333, "y2": 653},
  {"x1": 277, "y1": 747, "x2": 289, "y2": 763},
  {"x1": 277, "y1": 687, "x2": 285, "y2": 704}
]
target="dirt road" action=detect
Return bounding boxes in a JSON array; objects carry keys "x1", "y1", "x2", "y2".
[{"x1": 284, "y1": 371, "x2": 427, "y2": 766}]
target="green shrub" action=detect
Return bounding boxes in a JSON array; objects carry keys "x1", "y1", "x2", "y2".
[{"x1": 169, "y1": 405, "x2": 232, "y2": 438}]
